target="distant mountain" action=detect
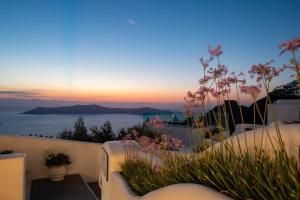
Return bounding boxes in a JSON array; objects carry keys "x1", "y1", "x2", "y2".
[
  {"x1": 22, "y1": 104, "x2": 174, "y2": 115},
  {"x1": 0, "y1": 98, "x2": 182, "y2": 112}
]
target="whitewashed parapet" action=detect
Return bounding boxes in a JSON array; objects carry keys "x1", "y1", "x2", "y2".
[
  {"x1": 267, "y1": 100, "x2": 300, "y2": 124},
  {"x1": 211, "y1": 123, "x2": 300, "y2": 160},
  {"x1": 101, "y1": 141, "x2": 231, "y2": 200},
  {"x1": 0, "y1": 134, "x2": 102, "y2": 182}
]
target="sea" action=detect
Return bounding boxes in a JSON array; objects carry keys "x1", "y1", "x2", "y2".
[{"x1": 0, "y1": 110, "x2": 185, "y2": 137}]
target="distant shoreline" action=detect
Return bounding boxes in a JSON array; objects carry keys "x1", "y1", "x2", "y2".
[{"x1": 22, "y1": 104, "x2": 174, "y2": 115}]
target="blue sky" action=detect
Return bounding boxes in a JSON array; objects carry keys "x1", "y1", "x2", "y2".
[{"x1": 0, "y1": 0, "x2": 299, "y2": 103}]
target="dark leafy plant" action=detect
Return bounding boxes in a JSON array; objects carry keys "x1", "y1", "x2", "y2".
[
  {"x1": 57, "y1": 129, "x2": 73, "y2": 140},
  {"x1": 45, "y1": 153, "x2": 71, "y2": 167},
  {"x1": 72, "y1": 117, "x2": 91, "y2": 141},
  {"x1": 0, "y1": 150, "x2": 13, "y2": 154},
  {"x1": 90, "y1": 121, "x2": 115, "y2": 143},
  {"x1": 57, "y1": 117, "x2": 115, "y2": 143}
]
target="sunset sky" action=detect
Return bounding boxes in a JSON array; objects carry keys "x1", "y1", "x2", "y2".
[{"x1": 0, "y1": 0, "x2": 299, "y2": 103}]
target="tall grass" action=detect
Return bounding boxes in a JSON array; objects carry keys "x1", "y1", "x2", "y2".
[{"x1": 121, "y1": 145, "x2": 300, "y2": 199}]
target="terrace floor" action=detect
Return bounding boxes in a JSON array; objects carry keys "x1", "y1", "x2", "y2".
[{"x1": 30, "y1": 174, "x2": 100, "y2": 200}]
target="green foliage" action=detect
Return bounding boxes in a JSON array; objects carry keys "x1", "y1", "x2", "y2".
[
  {"x1": 57, "y1": 129, "x2": 73, "y2": 140},
  {"x1": 57, "y1": 119, "x2": 162, "y2": 143},
  {"x1": 72, "y1": 117, "x2": 91, "y2": 141},
  {"x1": 45, "y1": 153, "x2": 71, "y2": 167},
  {"x1": 0, "y1": 150, "x2": 13, "y2": 154},
  {"x1": 121, "y1": 146, "x2": 300, "y2": 199},
  {"x1": 57, "y1": 117, "x2": 115, "y2": 143},
  {"x1": 90, "y1": 121, "x2": 115, "y2": 143},
  {"x1": 121, "y1": 158, "x2": 164, "y2": 195}
]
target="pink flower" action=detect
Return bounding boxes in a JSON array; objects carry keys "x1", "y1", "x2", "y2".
[
  {"x1": 199, "y1": 75, "x2": 212, "y2": 84},
  {"x1": 196, "y1": 86, "x2": 212, "y2": 98},
  {"x1": 249, "y1": 60, "x2": 284, "y2": 83},
  {"x1": 142, "y1": 141, "x2": 157, "y2": 152},
  {"x1": 279, "y1": 35, "x2": 300, "y2": 55},
  {"x1": 199, "y1": 57, "x2": 213, "y2": 70},
  {"x1": 208, "y1": 44, "x2": 223, "y2": 57},
  {"x1": 218, "y1": 76, "x2": 246, "y2": 89},
  {"x1": 131, "y1": 130, "x2": 139, "y2": 138},
  {"x1": 240, "y1": 84, "x2": 262, "y2": 99},
  {"x1": 123, "y1": 134, "x2": 132, "y2": 140},
  {"x1": 173, "y1": 137, "x2": 184, "y2": 149},
  {"x1": 192, "y1": 119, "x2": 203, "y2": 128},
  {"x1": 211, "y1": 90, "x2": 221, "y2": 98},
  {"x1": 137, "y1": 136, "x2": 151, "y2": 149},
  {"x1": 160, "y1": 135, "x2": 171, "y2": 150},
  {"x1": 208, "y1": 64, "x2": 228, "y2": 79},
  {"x1": 210, "y1": 88, "x2": 230, "y2": 98},
  {"x1": 146, "y1": 116, "x2": 164, "y2": 129},
  {"x1": 184, "y1": 92, "x2": 198, "y2": 116}
]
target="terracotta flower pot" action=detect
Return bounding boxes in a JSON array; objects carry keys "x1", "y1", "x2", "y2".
[{"x1": 49, "y1": 165, "x2": 66, "y2": 181}]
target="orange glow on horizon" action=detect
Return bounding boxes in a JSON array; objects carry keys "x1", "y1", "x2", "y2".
[
  {"x1": 0, "y1": 86, "x2": 257, "y2": 106},
  {"x1": 0, "y1": 87, "x2": 187, "y2": 103}
]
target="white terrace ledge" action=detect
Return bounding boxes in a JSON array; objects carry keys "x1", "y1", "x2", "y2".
[
  {"x1": 0, "y1": 153, "x2": 26, "y2": 200},
  {"x1": 0, "y1": 134, "x2": 102, "y2": 182}
]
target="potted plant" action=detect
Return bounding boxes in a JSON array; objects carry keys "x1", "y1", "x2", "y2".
[
  {"x1": 45, "y1": 153, "x2": 71, "y2": 181},
  {"x1": 0, "y1": 150, "x2": 13, "y2": 154}
]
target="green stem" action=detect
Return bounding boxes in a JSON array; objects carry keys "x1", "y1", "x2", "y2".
[{"x1": 292, "y1": 50, "x2": 300, "y2": 83}]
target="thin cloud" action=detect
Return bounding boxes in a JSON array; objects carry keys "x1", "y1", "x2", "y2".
[
  {"x1": 127, "y1": 18, "x2": 136, "y2": 26},
  {"x1": 0, "y1": 90, "x2": 40, "y2": 98}
]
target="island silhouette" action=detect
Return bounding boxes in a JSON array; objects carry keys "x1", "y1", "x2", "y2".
[{"x1": 22, "y1": 104, "x2": 173, "y2": 115}]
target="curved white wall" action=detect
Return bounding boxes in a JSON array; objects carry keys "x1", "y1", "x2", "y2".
[
  {"x1": 210, "y1": 123, "x2": 300, "y2": 160},
  {"x1": 142, "y1": 183, "x2": 231, "y2": 200},
  {"x1": 101, "y1": 141, "x2": 231, "y2": 200},
  {"x1": 0, "y1": 134, "x2": 102, "y2": 182},
  {"x1": 108, "y1": 172, "x2": 231, "y2": 200}
]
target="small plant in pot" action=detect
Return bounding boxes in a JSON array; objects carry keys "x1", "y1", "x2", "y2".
[
  {"x1": 0, "y1": 150, "x2": 13, "y2": 154},
  {"x1": 45, "y1": 153, "x2": 71, "y2": 181}
]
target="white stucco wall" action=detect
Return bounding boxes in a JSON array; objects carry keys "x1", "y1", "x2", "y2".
[
  {"x1": 101, "y1": 141, "x2": 231, "y2": 200},
  {"x1": 267, "y1": 100, "x2": 300, "y2": 124},
  {"x1": 233, "y1": 124, "x2": 263, "y2": 135},
  {"x1": 0, "y1": 153, "x2": 26, "y2": 200},
  {"x1": 142, "y1": 183, "x2": 231, "y2": 200},
  {"x1": 210, "y1": 123, "x2": 300, "y2": 160},
  {"x1": 0, "y1": 134, "x2": 102, "y2": 182},
  {"x1": 161, "y1": 125, "x2": 217, "y2": 146}
]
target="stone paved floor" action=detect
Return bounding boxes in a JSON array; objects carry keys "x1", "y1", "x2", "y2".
[
  {"x1": 30, "y1": 174, "x2": 98, "y2": 200},
  {"x1": 88, "y1": 182, "x2": 101, "y2": 199}
]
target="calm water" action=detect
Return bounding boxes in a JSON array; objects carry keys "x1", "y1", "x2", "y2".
[
  {"x1": 0, "y1": 110, "x2": 184, "y2": 137},
  {"x1": 0, "y1": 110, "x2": 144, "y2": 136}
]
